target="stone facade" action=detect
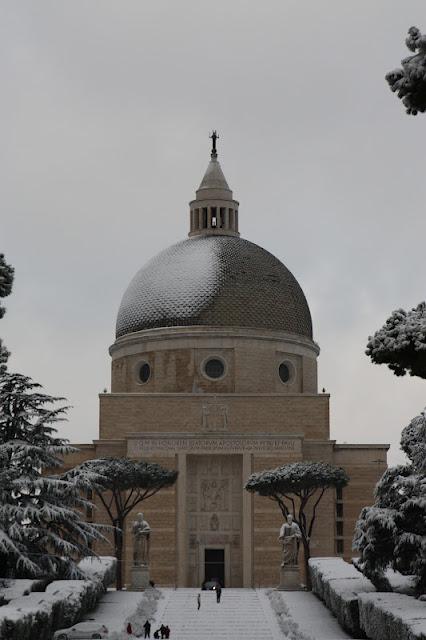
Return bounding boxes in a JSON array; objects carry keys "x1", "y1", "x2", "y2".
[
  {"x1": 66, "y1": 144, "x2": 388, "y2": 588},
  {"x1": 68, "y1": 323, "x2": 387, "y2": 588}
]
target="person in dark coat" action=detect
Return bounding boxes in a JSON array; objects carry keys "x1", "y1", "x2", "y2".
[
  {"x1": 160, "y1": 624, "x2": 167, "y2": 638},
  {"x1": 143, "y1": 619, "x2": 151, "y2": 638},
  {"x1": 164, "y1": 626, "x2": 170, "y2": 639},
  {"x1": 197, "y1": 592, "x2": 201, "y2": 610},
  {"x1": 127, "y1": 622, "x2": 133, "y2": 635},
  {"x1": 216, "y1": 585, "x2": 222, "y2": 603},
  {"x1": 153, "y1": 630, "x2": 160, "y2": 639}
]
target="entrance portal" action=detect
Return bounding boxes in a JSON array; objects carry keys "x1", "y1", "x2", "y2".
[
  {"x1": 187, "y1": 455, "x2": 243, "y2": 587},
  {"x1": 204, "y1": 548, "x2": 225, "y2": 586}
]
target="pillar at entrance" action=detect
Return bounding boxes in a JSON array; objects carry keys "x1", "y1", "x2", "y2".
[
  {"x1": 242, "y1": 453, "x2": 253, "y2": 587},
  {"x1": 176, "y1": 452, "x2": 188, "y2": 586}
]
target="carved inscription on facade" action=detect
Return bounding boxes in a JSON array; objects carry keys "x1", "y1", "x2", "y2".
[{"x1": 128, "y1": 436, "x2": 298, "y2": 456}]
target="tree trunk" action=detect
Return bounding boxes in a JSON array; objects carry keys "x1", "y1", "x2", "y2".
[
  {"x1": 301, "y1": 537, "x2": 311, "y2": 591},
  {"x1": 113, "y1": 518, "x2": 124, "y2": 591}
]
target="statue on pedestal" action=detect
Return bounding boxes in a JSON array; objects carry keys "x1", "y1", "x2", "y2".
[
  {"x1": 132, "y1": 512, "x2": 151, "y2": 567},
  {"x1": 278, "y1": 514, "x2": 302, "y2": 566}
]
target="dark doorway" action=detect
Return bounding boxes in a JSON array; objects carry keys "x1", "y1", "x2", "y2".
[{"x1": 204, "y1": 548, "x2": 225, "y2": 586}]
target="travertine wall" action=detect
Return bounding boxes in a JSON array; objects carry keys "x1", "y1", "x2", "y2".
[
  {"x1": 66, "y1": 437, "x2": 387, "y2": 588},
  {"x1": 333, "y1": 445, "x2": 388, "y2": 561},
  {"x1": 110, "y1": 327, "x2": 319, "y2": 395},
  {"x1": 64, "y1": 321, "x2": 387, "y2": 588},
  {"x1": 123, "y1": 454, "x2": 178, "y2": 587},
  {"x1": 99, "y1": 393, "x2": 330, "y2": 440}
]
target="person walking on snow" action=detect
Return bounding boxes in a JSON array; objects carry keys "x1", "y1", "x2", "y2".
[
  {"x1": 127, "y1": 622, "x2": 133, "y2": 635},
  {"x1": 143, "y1": 619, "x2": 151, "y2": 638},
  {"x1": 216, "y1": 585, "x2": 222, "y2": 603},
  {"x1": 197, "y1": 592, "x2": 201, "y2": 610}
]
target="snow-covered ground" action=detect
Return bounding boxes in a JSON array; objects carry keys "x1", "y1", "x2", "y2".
[
  {"x1": 274, "y1": 591, "x2": 360, "y2": 639},
  {"x1": 0, "y1": 557, "x2": 116, "y2": 639},
  {"x1": 82, "y1": 589, "x2": 146, "y2": 634},
  {"x1": 147, "y1": 588, "x2": 283, "y2": 640},
  {"x1": 96, "y1": 588, "x2": 354, "y2": 640},
  {"x1": 0, "y1": 579, "x2": 43, "y2": 603}
]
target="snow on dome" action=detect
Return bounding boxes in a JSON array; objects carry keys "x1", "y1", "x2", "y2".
[{"x1": 116, "y1": 235, "x2": 313, "y2": 339}]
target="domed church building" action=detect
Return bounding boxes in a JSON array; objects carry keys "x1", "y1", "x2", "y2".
[{"x1": 69, "y1": 135, "x2": 388, "y2": 587}]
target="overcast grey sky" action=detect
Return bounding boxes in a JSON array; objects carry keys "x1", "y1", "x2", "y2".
[{"x1": 2, "y1": 1, "x2": 426, "y2": 465}]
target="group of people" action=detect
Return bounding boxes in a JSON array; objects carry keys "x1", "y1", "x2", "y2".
[
  {"x1": 126, "y1": 620, "x2": 171, "y2": 638},
  {"x1": 153, "y1": 624, "x2": 171, "y2": 638}
]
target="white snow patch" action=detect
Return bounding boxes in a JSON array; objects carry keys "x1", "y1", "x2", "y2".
[
  {"x1": 273, "y1": 590, "x2": 357, "y2": 639},
  {"x1": 90, "y1": 588, "x2": 162, "y2": 639},
  {"x1": 78, "y1": 556, "x2": 116, "y2": 588},
  {"x1": 386, "y1": 569, "x2": 416, "y2": 595},
  {"x1": 0, "y1": 579, "x2": 44, "y2": 604},
  {"x1": 309, "y1": 557, "x2": 375, "y2": 636},
  {"x1": 358, "y1": 592, "x2": 426, "y2": 640},
  {"x1": 0, "y1": 556, "x2": 116, "y2": 639}
]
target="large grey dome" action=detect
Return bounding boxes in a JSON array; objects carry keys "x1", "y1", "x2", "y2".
[{"x1": 116, "y1": 235, "x2": 313, "y2": 339}]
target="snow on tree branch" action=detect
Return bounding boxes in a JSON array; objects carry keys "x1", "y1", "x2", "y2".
[
  {"x1": 400, "y1": 409, "x2": 426, "y2": 474},
  {"x1": 366, "y1": 302, "x2": 426, "y2": 378},
  {"x1": 0, "y1": 372, "x2": 105, "y2": 579},
  {"x1": 245, "y1": 461, "x2": 348, "y2": 496},
  {"x1": 245, "y1": 461, "x2": 348, "y2": 590},
  {"x1": 0, "y1": 253, "x2": 14, "y2": 374},
  {"x1": 386, "y1": 26, "x2": 426, "y2": 115},
  {"x1": 354, "y1": 409, "x2": 426, "y2": 595},
  {"x1": 68, "y1": 457, "x2": 178, "y2": 590}
]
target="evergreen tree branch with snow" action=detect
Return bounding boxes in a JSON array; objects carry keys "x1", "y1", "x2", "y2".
[
  {"x1": 366, "y1": 302, "x2": 426, "y2": 379},
  {"x1": 0, "y1": 254, "x2": 14, "y2": 374},
  {"x1": 66, "y1": 457, "x2": 178, "y2": 589},
  {"x1": 353, "y1": 410, "x2": 426, "y2": 595},
  {"x1": 245, "y1": 461, "x2": 348, "y2": 590},
  {"x1": 386, "y1": 26, "x2": 426, "y2": 115},
  {"x1": 0, "y1": 373, "x2": 105, "y2": 579}
]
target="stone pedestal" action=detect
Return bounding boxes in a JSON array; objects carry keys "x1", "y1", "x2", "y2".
[
  {"x1": 277, "y1": 565, "x2": 302, "y2": 591},
  {"x1": 130, "y1": 565, "x2": 150, "y2": 591}
]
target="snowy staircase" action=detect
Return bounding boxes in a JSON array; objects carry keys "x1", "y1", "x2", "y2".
[{"x1": 153, "y1": 588, "x2": 282, "y2": 640}]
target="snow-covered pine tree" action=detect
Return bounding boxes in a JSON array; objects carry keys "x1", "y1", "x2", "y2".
[
  {"x1": 245, "y1": 461, "x2": 349, "y2": 590},
  {"x1": 67, "y1": 457, "x2": 178, "y2": 590},
  {"x1": 386, "y1": 26, "x2": 426, "y2": 115},
  {"x1": 0, "y1": 373, "x2": 104, "y2": 579},
  {"x1": 0, "y1": 254, "x2": 14, "y2": 374},
  {"x1": 354, "y1": 410, "x2": 426, "y2": 595},
  {"x1": 366, "y1": 302, "x2": 426, "y2": 378}
]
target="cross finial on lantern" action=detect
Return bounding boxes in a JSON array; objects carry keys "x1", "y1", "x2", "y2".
[{"x1": 209, "y1": 130, "x2": 219, "y2": 158}]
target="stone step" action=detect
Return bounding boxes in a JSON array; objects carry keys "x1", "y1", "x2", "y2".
[{"x1": 151, "y1": 589, "x2": 282, "y2": 640}]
